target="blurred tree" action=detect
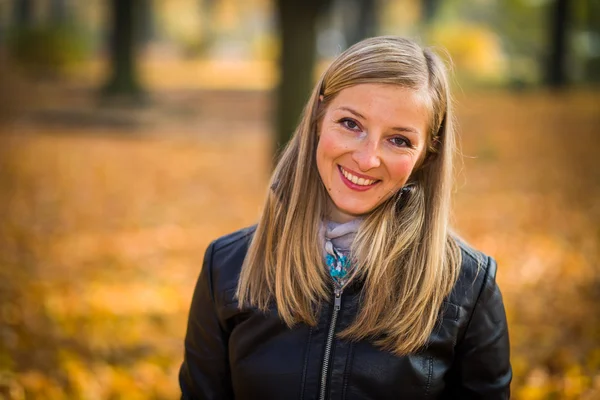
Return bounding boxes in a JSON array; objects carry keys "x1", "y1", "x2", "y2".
[
  {"x1": 13, "y1": 0, "x2": 34, "y2": 27},
  {"x1": 0, "y1": 2, "x2": 8, "y2": 45},
  {"x1": 490, "y1": 0, "x2": 546, "y2": 86},
  {"x1": 340, "y1": 0, "x2": 378, "y2": 47},
  {"x1": 7, "y1": 0, "x2": 89, "y2": 77},
  {"x1": 585, "y1": 0, "x2": 600, "y2": 82},
  {"x1": 546, "y1": 0, "x2": 570, "y2": 87},
  {"x1": 138, "y1": 0, "x2": 156, "y2": 46},
  {"x1": 421, "y1": 0, "x2": 439, "y2": 24},
  {"x1": 50, "y1": 0, "x2": 68, "y2": 24},
  {"x1": 198, "y1": 0, "x2": 217, "y2": 55},
  {"x1": 101, "y1": 0, "x2": 145, "y2": 101},
  {"x1": 419, "y1": 0, "x2": 440, "y2": 43},
  {"x1": 275, "y1": 0, "x2": 332, "y2": 154}
]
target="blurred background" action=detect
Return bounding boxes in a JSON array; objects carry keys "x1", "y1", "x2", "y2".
[{"x1": 0, "y1": 0, "x2": 598, "y2": 398}]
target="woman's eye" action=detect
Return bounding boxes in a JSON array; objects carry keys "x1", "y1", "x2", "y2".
[
  {"x1": 339, "y1": 118, "x2": 360, "y2": 131},
  {"x1": 389, "y1": 136, "x2": 411, "y2": 147}
]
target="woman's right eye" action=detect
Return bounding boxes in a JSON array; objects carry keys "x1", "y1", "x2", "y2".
[{"x1": 339, "y1": 118, "x2": 360, "y2": 131}]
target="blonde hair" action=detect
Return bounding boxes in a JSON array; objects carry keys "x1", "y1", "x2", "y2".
[{"x1": 236, "y1": 36, "x2": 461, "y2": 356}]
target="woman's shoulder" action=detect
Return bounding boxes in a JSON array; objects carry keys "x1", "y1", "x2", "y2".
[
  {"x1": 210, "y1": 225, "x2": 257, "y2": 254},
  {"x1": 456, "y1": 236, "x2": 497, "y2": 281},
  {"x1": 446, "y1": 236, "x2": 500, "y2": 310},
  {"x1": 445, "y1": 237, "x2": 509, "y2": 366},
  {"x1": 201, "y1": 225, "x2": 257, "y2": 293}
]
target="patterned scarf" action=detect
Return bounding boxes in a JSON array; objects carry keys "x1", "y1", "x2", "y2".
[{"x1": 320, "y1": 219, "x2": 362, "y2": 290}]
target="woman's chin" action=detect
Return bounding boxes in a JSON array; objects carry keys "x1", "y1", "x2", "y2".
[{"x1": 327, "y1": 204, "x2": 372, "y2": 223}]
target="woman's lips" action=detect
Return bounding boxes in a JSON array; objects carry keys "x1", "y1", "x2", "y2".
[{"x1": 338, "y1": 165, "x2": 380, "y2": 191}]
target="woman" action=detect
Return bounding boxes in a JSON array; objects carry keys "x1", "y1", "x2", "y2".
[{"x1": 180, "y1": 36, "x2": 511, "y2": 399}]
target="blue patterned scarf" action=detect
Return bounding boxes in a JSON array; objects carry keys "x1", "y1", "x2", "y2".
[{"x1": 320, "y1": 219, "x2": 362, "y2": 289}]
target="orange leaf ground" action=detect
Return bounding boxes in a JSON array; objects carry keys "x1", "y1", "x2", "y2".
[{"x1": 0, "y1": 85, "x2": 598, "y2": 399}]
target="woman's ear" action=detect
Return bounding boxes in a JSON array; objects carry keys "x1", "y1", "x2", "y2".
[{"x1": 319, "y1": 95, "x2": 324, "y2": 102}]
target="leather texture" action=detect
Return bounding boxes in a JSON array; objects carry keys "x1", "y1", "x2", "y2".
[{"x1": 179, "y1": 226, "x2": 512, "y2": 399}]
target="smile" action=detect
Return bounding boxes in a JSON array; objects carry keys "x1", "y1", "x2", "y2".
[{"x1": 338, "y1": 166, "x2": 380, "y2": 187}]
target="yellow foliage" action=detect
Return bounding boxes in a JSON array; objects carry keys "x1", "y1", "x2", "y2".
[
  {"x1": 18, "y1": 370, "x2": 66, "y2": 400},
  {"x1": 429, "y1": 22, "x2": 507, "y2": 84},
  {"x1": 0, "y1": 88, "x2": 599, "y2": 399}
]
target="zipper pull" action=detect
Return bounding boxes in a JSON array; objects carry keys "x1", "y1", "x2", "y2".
[{"x1": 334, "y1": 288, "x2": 342, "y2": 310}]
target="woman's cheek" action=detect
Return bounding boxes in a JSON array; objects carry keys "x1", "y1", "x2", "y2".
[
  {"x1": 389, "y1": 155, "x2": 419, "y2": 179},
  {"x1": 319, "y1": 131, "x2": 348, "y2": 157}
]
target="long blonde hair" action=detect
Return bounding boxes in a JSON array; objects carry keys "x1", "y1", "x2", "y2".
[{"x1": 236, "y1": 36, "x2": 461, "y2": 356}]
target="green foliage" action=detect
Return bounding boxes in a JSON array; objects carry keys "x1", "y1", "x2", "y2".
[
  {"x1": 427, "y1": 0, "x2": 550, "y2": 87},
  {"x1": 7, "y1": 24, "x2": 92, "y2": 76}
]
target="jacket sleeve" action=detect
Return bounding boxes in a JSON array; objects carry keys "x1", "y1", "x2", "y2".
[
  {"x1": 179, "y1": 241, "x2": 234, "y2": 400},
  {"x1": 447, "y1": 256, "x2": 512, "y2": 399}
]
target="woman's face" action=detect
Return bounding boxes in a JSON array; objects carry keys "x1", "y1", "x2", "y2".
[{"x1": 316, "y1": 83, "x2": 429, "y2": 223}]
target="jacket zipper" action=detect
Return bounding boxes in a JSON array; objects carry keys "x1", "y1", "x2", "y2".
[{"x1": 318, "y1": 287, "x2": 342, "y2": 400}]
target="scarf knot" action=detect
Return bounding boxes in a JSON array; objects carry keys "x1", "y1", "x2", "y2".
[{"x1": 320, "y1": 219, "x2": 362, "y2": 288}]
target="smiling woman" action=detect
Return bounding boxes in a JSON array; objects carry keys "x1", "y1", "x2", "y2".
[
  {"x1": 179, "y1": 36, "x2": 511, "y2": 399},
  {"x1": 316, "y1": 84, "x2": 429, "y2": 222}
]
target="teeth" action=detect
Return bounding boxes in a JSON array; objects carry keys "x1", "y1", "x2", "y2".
[{"x1": 341, "y1": 167, "x2": 376, "y2": 186}]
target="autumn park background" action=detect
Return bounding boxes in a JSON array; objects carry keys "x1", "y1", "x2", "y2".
[{"x1": 0, "y1": 0, "x2": 599, "y2": 399}]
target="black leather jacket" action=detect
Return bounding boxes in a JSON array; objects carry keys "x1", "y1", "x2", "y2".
[{"x1": 179, "y1": 226, "x2": 511, "y2": 399}]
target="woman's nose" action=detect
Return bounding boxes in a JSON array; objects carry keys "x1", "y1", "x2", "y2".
[{"x1": 351, "y1": 139, "x2": 381, "y2": 171}]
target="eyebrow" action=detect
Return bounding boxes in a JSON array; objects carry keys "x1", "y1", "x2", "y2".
[
  {"x1": 338, "y1": 106, "x2": 366, "y2": 120},
  {"x1": 336, "y1": 106, "x2": 421, "y2": 135}
]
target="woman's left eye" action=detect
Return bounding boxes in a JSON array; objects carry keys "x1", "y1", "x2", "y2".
[{"x1": 389, "y1": 136, "x2": 411, "y2": 147}]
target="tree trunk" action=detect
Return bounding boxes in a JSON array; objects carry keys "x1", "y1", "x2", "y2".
[
  {"x1": 199, "y1": 0, "x2": 217, "y2": 50},
  {"x1": 275, "y1": 0, "x2": 329, "y2": 154},
  {"x1": 546, "y1": 0, "x2": 569, "y2": 87},
  {"x1": 13, "y1": 0, "x2": 34, "y2": 27},
  {"x1": 421, "y1": 0, "x2": 438, "y2": 24},
  {"x1": 50, "y1": 0, "x2": 68, "y2": 24},
  {"x1": 138, "y1": 0, "x2": 155, "y2": 46},
  {"x1": 101, "y1": 0, "x2": 144, "y2": 100},
  {"x1": 585, "y1": 0, "x2": 600, "y2": 83},
  {"x1": 341, "y1": 0, "x2": 377, "y2": 47}
]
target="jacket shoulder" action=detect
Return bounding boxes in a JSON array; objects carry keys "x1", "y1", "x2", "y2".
[
  {"x1": 447, "y1": 236, "x2": 498, "y2": 308},
  {"x1": 211, "y1": 225, "x2": 257, "y2": 254},
  {"x1": 456, "y1": 236, "x2": 497, "y2": 283},
  {"x1": 205, "y1": 225, "x2": 257, "y2": 295}
]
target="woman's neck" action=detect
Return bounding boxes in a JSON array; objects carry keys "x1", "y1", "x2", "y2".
[{"x1": 326, "y1": 203, "x2": 361, "y2": 224}]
